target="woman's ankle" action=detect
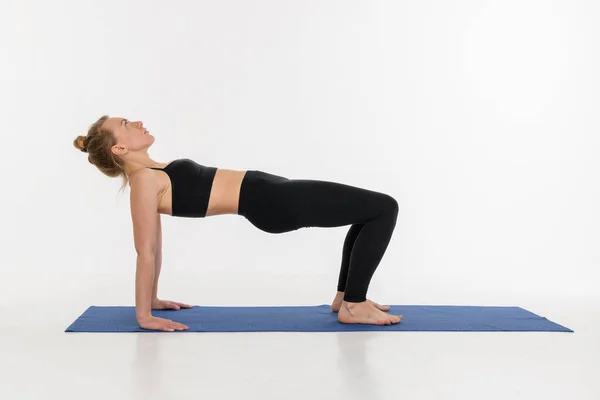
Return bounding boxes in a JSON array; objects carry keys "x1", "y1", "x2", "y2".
[{"x1": 343, "y1": 300, "x2": 368, "y2": 308}]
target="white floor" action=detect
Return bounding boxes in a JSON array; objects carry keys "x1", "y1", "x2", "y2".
[{"x1": 2, "y1": 294, "x2": 598, "y2": 400}]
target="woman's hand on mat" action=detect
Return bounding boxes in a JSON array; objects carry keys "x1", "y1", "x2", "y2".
[
  {"x1": 138, "y1": 316, "x2": 189, "y2": 332},
  {"x1": 151, "y1": 298, "x2": 193, "y2": 310}
]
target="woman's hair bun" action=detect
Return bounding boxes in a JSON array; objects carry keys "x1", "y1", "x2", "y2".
[{"x1": 74, "y1": 135, "x2": 87, "y2": 152}]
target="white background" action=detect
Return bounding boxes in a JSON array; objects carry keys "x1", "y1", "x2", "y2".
[
  {"x1": 2, "y1": 1, "x2": 599, "y2": 399},
  {"x1": 0, "y1": 0, "x2": 600, "y2": 309},
  {"x1": 1, "y1": 0, "x2": 598, "y2": 319}
]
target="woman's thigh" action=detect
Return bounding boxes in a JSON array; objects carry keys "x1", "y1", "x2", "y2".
[{"x1": 239, "y1": 171, "x2": 392, "y2": 233}]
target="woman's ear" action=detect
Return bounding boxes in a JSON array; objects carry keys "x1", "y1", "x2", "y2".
[{"x1": 111, "y1": 144, "x2": 127, "y2": 156}]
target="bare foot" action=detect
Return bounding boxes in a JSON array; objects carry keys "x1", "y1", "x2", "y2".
[
  {"x1": 338, "y1": 301, "x2": 402, "y2": 325},
  {"x1": 331, "y1": 291, "x2": 391, "y2": 313}
]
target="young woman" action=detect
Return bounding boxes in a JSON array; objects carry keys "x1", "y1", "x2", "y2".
[{"x1": 73, "y1": 115, "x2": 402, "y2": 332}]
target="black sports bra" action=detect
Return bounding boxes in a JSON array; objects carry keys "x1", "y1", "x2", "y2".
[{"x1": 148, "y1": 158, "x2": 217, "y2": 218}]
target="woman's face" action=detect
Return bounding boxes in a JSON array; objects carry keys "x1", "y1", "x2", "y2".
[{"x1": 104, "y1": 117, "x2": 154, "y2": 156}]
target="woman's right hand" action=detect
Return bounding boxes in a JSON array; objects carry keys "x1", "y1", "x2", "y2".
[{"x1": 138, "y1": 316, "x2": 189, "y2": 332}]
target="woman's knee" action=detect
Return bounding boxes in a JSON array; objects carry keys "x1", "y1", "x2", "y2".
[{"x1": 381, "y1": 193, "x2": 399, "y2": 216}]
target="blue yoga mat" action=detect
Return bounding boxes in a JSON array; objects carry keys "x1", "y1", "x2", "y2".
[{"x1": 65, "y1": 305, "x2": 573, "y2": 333}]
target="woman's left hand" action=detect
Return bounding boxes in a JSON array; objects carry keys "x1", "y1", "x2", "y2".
[{"x1": 151, "y1": 299, "x2": 194, "y2": 310}]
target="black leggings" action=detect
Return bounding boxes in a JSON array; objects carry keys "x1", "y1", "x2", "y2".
[{"x1": 238, "y1": 170, "x2": 399, "y2": 303}]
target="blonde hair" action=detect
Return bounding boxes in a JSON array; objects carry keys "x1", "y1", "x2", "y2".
[{"x1": 73, "y1": 115, "x2": 128, "y2": 192}]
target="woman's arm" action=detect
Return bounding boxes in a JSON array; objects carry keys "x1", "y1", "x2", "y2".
[
  {"x1": 152, "y1": 213, "x2": 162, "y2": 301},
  {"x1": 130, "y1": 171, "x2": 188, "y2": 331},
  {"x1": 129, "y1": 170, "x2": 160, "y2": 321}
]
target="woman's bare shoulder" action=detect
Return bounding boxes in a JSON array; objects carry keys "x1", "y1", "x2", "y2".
[{"x1": 129, "y1": 169, "x2": 161, "y2": 196}]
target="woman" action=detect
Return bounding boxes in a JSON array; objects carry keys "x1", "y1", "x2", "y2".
[{"x1": 73, "y1": 115, "x2": 402, "y2": 332}]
